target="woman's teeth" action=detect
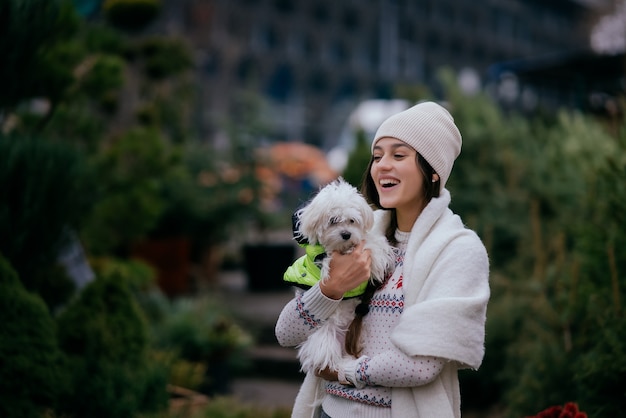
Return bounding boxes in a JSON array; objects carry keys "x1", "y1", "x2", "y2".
[{"x1": 380, "y1": 179, "x2": 399, "y2": 188}]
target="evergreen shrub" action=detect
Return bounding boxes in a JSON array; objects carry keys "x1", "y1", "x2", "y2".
[
  {"x1": 56, "y1": 271, "x2": 168, "y2": 417},
  {"x1": 0, "y1": 255, "x2": 68, "y2": 418},
  {"x1": 80, "y1": 127, "x2": 176, "y2": 255},
  {"x1": 0, "y1": 135, "x2": 95, "y2": 307},
  {"x1": 136, "y1": 36, "x2": 194, "y2": 80}
]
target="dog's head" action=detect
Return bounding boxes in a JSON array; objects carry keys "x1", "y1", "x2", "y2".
[{"x1": 295, "y1": 178, "x2": 374, "y2": 254}]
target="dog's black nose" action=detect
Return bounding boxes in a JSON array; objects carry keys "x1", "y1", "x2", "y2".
[{"x1": 341, "y1": 231, "x2": 351, "y2": 240}]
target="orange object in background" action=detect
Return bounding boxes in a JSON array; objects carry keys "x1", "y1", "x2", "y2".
[{"x1": 267, "y1": 141, "x2": 338, "y2": 185}]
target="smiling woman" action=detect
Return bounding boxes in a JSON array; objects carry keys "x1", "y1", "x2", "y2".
[{"x1": 276, "y1": 101, "x2": 489, "y2": 418}]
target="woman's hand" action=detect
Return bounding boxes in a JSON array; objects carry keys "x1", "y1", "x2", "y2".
[
  {"x1": 319, "y1": 242, "x2": 371, "y2": 300},
  {"x1": 315, "y1": 367, "x2": 338, "y2": 381}
]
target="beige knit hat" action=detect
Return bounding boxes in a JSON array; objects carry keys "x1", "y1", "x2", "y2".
[{"x1": 371, "y1": 101, "x2": 462, "y2": 191}]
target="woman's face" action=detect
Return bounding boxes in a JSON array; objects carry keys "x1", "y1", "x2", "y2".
[{"x1": 371, "y1": 137, "x2": 425, "y2": 230}]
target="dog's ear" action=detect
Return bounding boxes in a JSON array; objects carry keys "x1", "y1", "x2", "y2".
[
  {"x1": 292, "y1": 202, "x2": 309, "y2": 244},
  {"x1": 359, "y1": 195, "x2": 374, "y2": 231},
  {"x1": 297, "y1": 202, "x2": 324, "y2": 244}
]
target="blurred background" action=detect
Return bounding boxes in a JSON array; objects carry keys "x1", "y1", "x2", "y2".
[{"x1": 1, "y1": 0, "x2": 625, "y2": 417}]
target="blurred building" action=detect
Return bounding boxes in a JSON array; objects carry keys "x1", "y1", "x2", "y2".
[
  {"x1": 487, "y1": 50, "x2": 626, "y2": 115},
  {"x1": 158, "y1": 0, "x2": 612, "y2": 147}
]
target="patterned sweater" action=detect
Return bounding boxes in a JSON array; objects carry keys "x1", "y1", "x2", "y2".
[{"x1": 276, "y1": 230, "x2": 444, "y2": 418}]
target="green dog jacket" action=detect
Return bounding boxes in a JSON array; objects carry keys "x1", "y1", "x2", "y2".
[{"x1": 283, "y1": 244, "x2": 368, "y2": 298}]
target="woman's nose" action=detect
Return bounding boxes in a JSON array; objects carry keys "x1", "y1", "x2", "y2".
[{"x1": 376, "y1": 154, "x2": 393, "y2": 169}]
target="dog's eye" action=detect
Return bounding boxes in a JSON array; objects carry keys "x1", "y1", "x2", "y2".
[
  {"x1": 329, "y1": 217, "x2": 340, "y2": 225},
  {"x1": 349, "y1": 219, "x2": 355, "y2": 224}
]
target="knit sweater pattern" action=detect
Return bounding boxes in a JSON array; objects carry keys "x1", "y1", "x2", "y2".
[{"x1": 321, "y1": 230, "x2": 444, "y2": 418}]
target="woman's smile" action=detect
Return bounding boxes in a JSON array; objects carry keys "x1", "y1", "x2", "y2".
[{"x1": 371, "y1": 137, "x2": 426, "y2": 230}]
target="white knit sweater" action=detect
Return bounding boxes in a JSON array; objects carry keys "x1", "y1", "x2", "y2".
[{"x1": 275, "y1": 189, "x2": 490, "y2": 418}]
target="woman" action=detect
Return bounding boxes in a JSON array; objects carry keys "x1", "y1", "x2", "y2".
[{"x1": 275, "y1": 101, "x2": 490, "y2": 418}]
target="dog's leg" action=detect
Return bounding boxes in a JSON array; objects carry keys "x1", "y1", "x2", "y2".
[{"x1": 365, "y1": 233, "x2": 396, "y2": 284}]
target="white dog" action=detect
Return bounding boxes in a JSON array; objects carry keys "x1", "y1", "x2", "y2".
[{"x1": 293, "y1": 177, "x2": 395, "y2": 374}]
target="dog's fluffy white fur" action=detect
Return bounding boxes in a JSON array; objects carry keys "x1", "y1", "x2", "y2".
[{"x1": 294, "y1": 178, "x2": 395, "y2": 374}]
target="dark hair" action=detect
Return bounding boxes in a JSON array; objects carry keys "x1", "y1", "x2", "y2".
[
  {"x1": 344, "y1": 280, "x2": 380, "y2": 357},
  {"x1": 344, "y1": 151, "x2": 439, "y2": 357}
]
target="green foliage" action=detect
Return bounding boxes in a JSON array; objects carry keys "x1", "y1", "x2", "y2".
[
  {"x1": 432, "y1": 68, "x2": 626, "y2": 417},
  {"x1": 4, "y1": 3, "x2": 207, "y2": 254},
  {"x1": 0, "y1": 0, "x2": 66, "y2": 108},
  {"x1": 158, "y1": 351, "x2": 207, "y2": 390},
  {"x1": 13, "y1": 23, "x2": 131, "y2": 146},
  {"x1": 29, "y1": 262, "x2": 77, "y2": 314},
  {"x1": 23, "y1": 5, "x2": 83, "y2": 104},
  {"x1": 152, "y1": 297, "x2": 253, "y2": 364},
  {"x1": 91, "y1": 256, "x2": 157, "y2": 293},
  {"x1": 573, "y1": 311, "x2": 626, "y2": 415},
  {"x1": 80, "y1": 54, "x2": 126, "y2": 111},
  {"x1": 35, "y1": 100, "x2": 107, "y2": 151},
  {"x1": 493, "y1": 110, "x2": 626, "y2": 418},
  {"x1": 81, "y1": 127, "x2": 179, "y2": 255},
  {"x1": 133, "y1": 75, "x2": 196, "y2": 144},
  {"x1": 0, "y1": 5, "x2": 267, "y2": 418},
  {"x1": 342, "y1": 128, "x2": 371, "y2": 188},
  {"x1": 56, "y1": 272, "x2": 168, "y2": 417},
  {"x1": 150, "y1": 296, "x2": 253, "y2": 395},
  {"x1": 57, "y1": 274, "x2": 148, "y2": 372},
  {"x1": 0, "y1": 255, "x2": 69, "y2": 418},
  {"x1": 439, "y1": 71, "x2": 534, "y2": 268},
  {"x1": 136, "y1": 36, "x2": 194, "y2": 80},
  {"x1": 0, "y1": 135, "x2": 95, "y2": 302},
  {"x1": 84, "y1": 23, "x2": 128, "y2": 55},
  {"x1": 178, "y1": 141, "x2": 264, "y2": 245}
]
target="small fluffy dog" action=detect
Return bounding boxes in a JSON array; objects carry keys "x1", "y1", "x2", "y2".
[{"x1": 293, "y1": 177, "x2": 395, "y2": 374}]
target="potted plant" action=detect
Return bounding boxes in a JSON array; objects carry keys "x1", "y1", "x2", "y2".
[
  {"x1": 131, "y1": 161, "x2": 196, "y2": 298},
  {"x1": 167, "y1": 140, "x2": 264, "y2": 286},
  {"x1": 152, "y1": 296, "x2": 253, "y2": 396}
]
